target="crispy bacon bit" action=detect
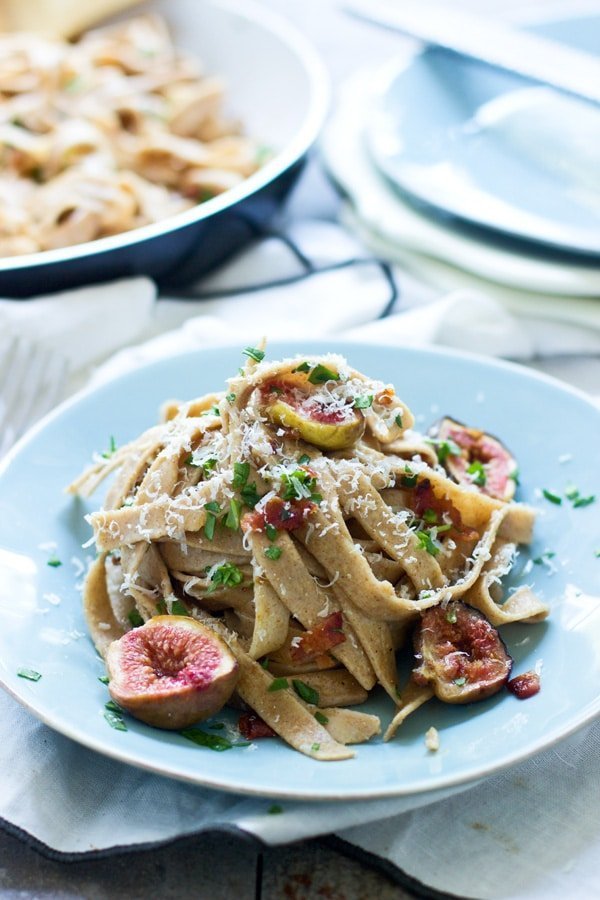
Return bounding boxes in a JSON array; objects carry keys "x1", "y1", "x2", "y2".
[
  {"x1": 238, "y1": 712, "x2": 276, "y2": 739},
  {"x1": 411, "y1": 478, "x2": 479, "y2": 542},
  {"x1": 507, "y1": 671, "x2": 540, "y2": 700},
  {"x1": 242, "y1": 497, "x2": 316, "y2": 534},
  {"x1": 290, "y1": 612, "x2": 346, "y2": 663},
  {"x1": 374, "y1": 387, "x2": 395, "y2": 407}
]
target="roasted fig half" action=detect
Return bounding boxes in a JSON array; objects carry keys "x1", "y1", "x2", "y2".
[
  {"x1": 412, "y1": 602, "x2": 512, "y2": 703},
  {"x1": 261, "y1": 379, "x2": 365, "y2": 451},
  {"x1": 429, "y1": 416, "x2": 517, "y2": 502},
  {"x1": 106, "y1": 615, "x2": 239, "y2": 729}
]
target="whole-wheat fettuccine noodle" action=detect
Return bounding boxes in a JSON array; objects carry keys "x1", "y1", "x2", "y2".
[{"x1": 70, "y1": 349, "x2": 549, "y2": 760}]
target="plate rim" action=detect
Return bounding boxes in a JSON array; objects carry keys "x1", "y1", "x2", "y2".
[
  {"x1": 1, "y1": 339, "x2": 599, "y2": 801},
  {"x1": 365, "y1": 15, "x2": 600, "y2": 259}
]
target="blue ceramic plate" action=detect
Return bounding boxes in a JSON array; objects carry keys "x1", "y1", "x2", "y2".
[
  {"x1": 367, "y1": 15, "x2": 600, "y2": 257},
  {"x1": 0, "y1": 342, "x2": 599, "y2": 800}
]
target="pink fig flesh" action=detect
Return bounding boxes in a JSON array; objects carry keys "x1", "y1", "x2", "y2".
[
  {"x1": 412, "y1": 602, "x2": 512, "y2": 704},
  {"x1": 431, "y1": 417, "x2": 517, "y2": 502},
  {"x1": 106, "y1": 615, "x2": 239, "y2": 729}
]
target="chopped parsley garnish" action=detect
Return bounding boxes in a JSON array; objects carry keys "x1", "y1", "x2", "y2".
[
  {"x1": 426, "y1": 437, "x2": 461, "y2": 464},
  {"x1": 311, "y1": 743, "x2": 321, "y2": 753},
  {"x1": 314, "y1": 711, "x2": 329, "y2": 725},
  {"x1": 264, "y1": 545, "x2": 282, "y2": 561},
  {"x1": 454, "y1": 677, "x2": 467, "y2": 687},
  {"x1": 225, "y1": 498, "x2": 242, "y2": 531},
  {"x1": 207, "y1": 563, "x2": 243, "y2": 594},
  {"x1": 268, "y1": 677, "x2": 289, "y2": 692},
  {"x1": 209, "y1": 722, "x2": 225, "y2": 730},
  {"x1": 307, "y1": 364, "x2": 339, "y2": 385},
  {"x1": 269, "y1": 385, "x2": 283, "y2": 394},
  {"x1": 98, "y1": 675, "x2": 110, "y2": 685},
  {"x1": 573, "y1": 494, "x2": 595, "y2": 509},
  {"x1": 243, "y1": 347, "x2": 265, "y2": 363},
  {"x1": 595, "y1": 550, "x2": 600, "y2": 558},
  {"x1": 533, "y1": 551, "x2": 556, "y2": 565},
  {"x1": 281, "y1": 468, "x2": 320, "y2": 503},
  {"x1": 265, "y1": 523, "x2": 278, "y2": 542},
  {"x1": 563, "y1": 484, "x2": 595, "y2": 507},
  {"x1": 226, "y1": 392, "x2": 236, "y2": 403},
  {"x1": 47, "y1": 554, "x2": 62, "y2": 568},
  {"x1": 395, "y1": 413, "x2": 403, "y2": 428},
  {"x1": 181, "y1": 728, "x2": 233, "y2": 751},
  {"x1": 268, "y1": 804, "x2": 283, "y2": 815},
  {"x1": 292, "y1": 679, "x2": 319, "y2": 705},
  {"x1": 445, "y1": 608, "x2": 457, "y2": 624},
  {"x1": 298, "y1": 453, "x2": 311, "y2": 465},
  {"x1": 171, "y1": 599, "x2": 188, "y2": 616},
  {"x1": 293, "y1": 361, "x2": 310, "y2": 373},
  {"x1": 186, "y1": 454, "x2": 217, "y2": 474},
  {"x1": 467, "y1": 460, "x2": 487, "y2": 486},
  {"x1": 156, "y1": 599, "x2": 167, "y2": 615},
  {"x1": 101, "y1": 435, "x2": 118, "y2": 459},
  {"x1": 204, "y1": 501, "x2": 221, "y2": 540},
  {"x1": 241, "y1": 482, "x2": 261, "y2": 508},
  {"x1": 104, "y1": 702, "x2": 127, "y2": 731},
  {"x1": 416, "y1": 529, "x2": 440, "y2": 557},
  {"x1": 232, "y1": 461, "x2": 250, "y2": 489},
  {"x1": 127, "y1": 609, "x2": 144, "y2": 628},
  {"x1": 400, "y1": 467, "x2": 418, "y2": 488},
  {"x1": 260, "y1": 658, "x2": 270, "y2": 669},
  {"x1": 354, "y1": 395, "x2": 373, "y2": 409},
  {"x1": 201, "y1": 405, "x2": 221, "y2": 417},
  {"x1": 17, "y1": 668, "x2": 41, "y2": 682},
  {"x1": 542, "y1": 489, "x2": 562, "y2": 505},
  {"x1": 509, "y1": 467, "x2": 520, "y2": 485},
  {"x1": 565, "y1": 484, "x2": 579, "y2": 501},
  {"x1": 423, "y1": 508, "x2": 438, "y2": 525}
]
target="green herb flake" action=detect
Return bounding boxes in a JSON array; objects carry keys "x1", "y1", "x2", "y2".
[
  {"x1": 47, "y1": 554, "x2": 62, "y2": 568},
  {"x1": 292, "y1": 361, "x2": 311, "y2": 374},
  {"x1": 467, "y1": 460, "x2": 487, "y2": 486},
  {"x1": 98, "y1": 675, "x2": 110, "y2": 685},
  {"x1": 225, "y1": 498, "x2": 242, "y2": 531},
  {"x1": 207, "y1": 562, "x2": 243, "y2": 594},
  {"x1": 573, "y1": 495, "x2": 595, "y2": 509},
  {"x1": 281, "y1": 468, "x2": 318, "y2": 502},
  {"x1": 209, "y1": 722, "x2": 225, "y2": 731},
  {"x1": 564, "y1": 484, "x2": 579, "y2": 501},
  {"x1": 17, "y1": 668, "x2": 41, "y2": 682},
  {"x1": 156, "y1": 599, "x2": 167, "y2": 615},
  {"x1": 400, "y1": 467, "x2": 418, "y2": 488},
  {"x1": 509, "y1": 467, "x2": 520, "y2": 485},
  {"x1": 204, "y1": 501, "x2": 221, "y2": 541},
  {"x1": 105, "y1": 700, "x2": 122, "y2": 713},
  {"x1": 354, "y1": 395, "x2": 373, "y2": 409},
  {"x1": 311, "y1": 743, "x2": 321, "y2": 753},
  {"x1": 298, "y1": 453, "x2": 311, "y2": 465},
  {"x1": 127, "y1": 609, "x2": 144, "y2": 628},
  {"x1": 542, "y1": 489, "x2": 562, "y2": 505},
  {"x1": 101, "y1": 435, "x2": 118, "y2": 459},
  {"x1": 268, "y1": 804, "x2": 283, "y2": 815},
  {"x1": 454, "y1": 677, "x2": 467, "y2": 687},
  {"x1": 241, "y1": 482, "x2": 261, "y2": 508},
  {"x1": 226, "y1": 392, "x2": 236, "y2": 403},
  {"x1": 181, "y1": 728, "x2": 233, "y2": 751},
  {"x1": 170, "y1": 599, "x2": 188, "y2": 616},
  {"x1": 394, "y1": 413, "x2": 403, "y2": 428},
  {"x1": 104, "y1": 708, "x2": 127, "y2": 731},
  {"x1": 265, "y1": 523, "x2": 278, "y2": 542},
  {"x1": 423, "y1": 508, "x2": 438, "y2": 525},
  {"x1": 595, "y1": 550, "x2": 600, "y2": 558},
  {"x1": 445, "y1": 608, "x2": 457, "y2": 624},
  {"x1": 260, "y1": 657, "x2": 270, "y2": 670},
  {"x1": 264, "y1": 545, "x2": 283, "y2": 561},
  {"x1": 533, "y1": 552, "x2": 556, "y2": 565},
  {"x1": 232, "y1": 461, "x2": 250, "y2": 489},
  {"x1": 416, "y1": 529, "x2": 440, "y2": 557},
  {"x1": 243, "y1": 347, "x2": 265, "y2": 363},
  {"x1": 436, "y1": 439, "x2": 462, "y2": 464},
  {"x1": 268, "y1": 677, "x2": 289, "y2": 692},
  {"x1": 314, "y1": 711, "x2": 329, "y2": 725},
  {"x1": 292, "y1": 679, "x2": 319, "y2": 705},
  {"x1": 307, "y1": 364, "x2": 339, "y2": 385}
]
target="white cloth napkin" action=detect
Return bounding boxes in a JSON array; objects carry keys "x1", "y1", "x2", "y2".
[{"x1": 0, "y1": 222, "x2": 599, "y2": 899}]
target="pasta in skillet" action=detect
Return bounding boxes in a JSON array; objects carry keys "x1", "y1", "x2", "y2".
[
  {"x1": 70, "y1": 348, "x2": 549, "y2": 760},
  {"x1": 0, "y1": 15, "x2": 265, "y2": 256}
]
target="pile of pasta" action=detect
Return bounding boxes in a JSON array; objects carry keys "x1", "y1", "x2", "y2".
[
  {"x1": 70, "y1": 351, "x2": 549, "y2": 761},
  {"x1": 0, "y1": 15, "x2": 263, "y2": 256}
]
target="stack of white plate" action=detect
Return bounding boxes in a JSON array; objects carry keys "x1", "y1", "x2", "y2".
[{"x1": 321, "y1": 13, "x2": 600, "y2": 326}]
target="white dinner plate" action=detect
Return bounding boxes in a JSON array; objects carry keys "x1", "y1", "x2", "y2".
[{"x1": 0, "y1": 341, "x2": 598, "y2": 799}]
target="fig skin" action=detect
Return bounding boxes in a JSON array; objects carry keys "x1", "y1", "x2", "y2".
[
  {"x1": 430, "y1": 416, "x2": 517, "y2": 502},
  {"x1": 412, "y1": 602, "x2": 512, "y2": 704},
  {"x1": 106, "y1": 615, "x2": 239, "y2": 730},
  {"x1": 267, "y1": 398, "x2": 365, "y2": 451}
]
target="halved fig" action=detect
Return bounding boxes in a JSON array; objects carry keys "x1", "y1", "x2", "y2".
[
  {"x1": 106, "y1": 615, "x2": 239, "y2": 729},
  {"x1": 429, "y1": 416, "x2": 517, "y2": 502},
  {"x1": 262, "y1": 380, "x2": 365, "y2": 451},
  {"x1": 412, "y1": 602, "x2": 512, "y2": 703}
]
